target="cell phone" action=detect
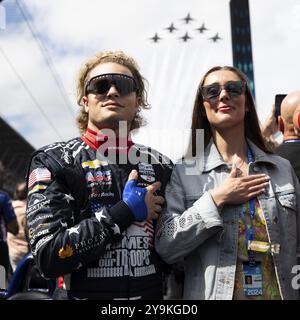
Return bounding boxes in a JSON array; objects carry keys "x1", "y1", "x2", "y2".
[{"x1": 275, "y1": 94, "x2": 287, "y2": 122}]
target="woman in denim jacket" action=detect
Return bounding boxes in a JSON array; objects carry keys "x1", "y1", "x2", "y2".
[{"x1": 156, "y1": 66, "x2": 300, "y2": 300}]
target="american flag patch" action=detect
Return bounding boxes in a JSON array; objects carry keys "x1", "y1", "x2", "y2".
[{"x1": 28, "y1": 168, "x2": 51, "y2": 188}]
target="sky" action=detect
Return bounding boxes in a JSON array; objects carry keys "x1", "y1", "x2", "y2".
[{"x1": 0, "y1": 0, "x2": 300, "y2": 161}]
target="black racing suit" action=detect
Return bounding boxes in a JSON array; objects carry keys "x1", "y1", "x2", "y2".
[{"x1": 26, "y1": 137, "x2": 173, "y2": 299}]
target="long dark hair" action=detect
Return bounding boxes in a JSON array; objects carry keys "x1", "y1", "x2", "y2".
[{"x1": 191, "y1": 66, "x2": 270, "y2": 155}]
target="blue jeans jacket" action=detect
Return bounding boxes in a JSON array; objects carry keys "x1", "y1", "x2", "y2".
[{"x1": 156, "y1": 139, "x2": 300, "y2": 300}]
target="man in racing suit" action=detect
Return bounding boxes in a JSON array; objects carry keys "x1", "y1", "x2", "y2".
[{"x1": 26, "y1": 51, "x2": 173, "y2": 299}]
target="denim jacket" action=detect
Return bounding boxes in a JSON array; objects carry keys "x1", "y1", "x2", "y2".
[{"x1": 156, "y1": 139, "x2": 300, "y2": 300}]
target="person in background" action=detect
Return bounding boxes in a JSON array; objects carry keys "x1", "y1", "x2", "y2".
[
  {"x1": 156, "y1": 66, "x2": 300, "y2": 300},
  {"x1": 0, "y1": 162, "x2": 18, "y2": 283},
  {"x1": 7, "y1": 182, "x2": 29, "y2": 271},
  {"x1": 293, "y1": 104, "x2": 300, "y2": 136},
  {"x1": 26, "y1": 51, "x2": 173, "y2": 300},
  {"x1": 261, "y1": 104, "x2": 280, "y2": 151},
  {"x1": 275, "y1": 91, "x2": 300, "y2": 183}
]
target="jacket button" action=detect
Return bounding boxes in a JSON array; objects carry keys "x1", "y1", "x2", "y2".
[
  {"x1": 216, "y1": 230, "x2": 225, "y2": 243},
  {"x1": 273, "y1": 216, "x2": 278, "y2": 224}
]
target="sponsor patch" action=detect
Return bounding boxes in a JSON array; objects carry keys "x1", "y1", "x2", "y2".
[
  {"x1": 85, "y1": 170, "x2": 112, "y2": 183},
  {"x1": 138, "y1": 163, "x2": 155, "y2": 182},
  {"x1": 58, "y1": 245, "x2": 74, "y2": 259},
  {"x1": 29, "y1": 228, "x2": 50, "y2": 244},
  {"x1": 27, "y1": 214, "x2": 53, "y2": 227},
  {"x1": 27, "y1": 194, "x2": 50, "y2": 218},
  {"x1": 28, "y1": 184, "x2": 48, "y2": 196},
  {"x1": 32, "y1": 234, "x2": 54, "y2": 256},
  {"x1": 74, "y1": 233, "x2": 105, "y2": 253},
  {"x1": 28, "y1": 168, "x2": 51, "y2": 188},
  {"x1": 28, "y1": 193, "x2": 47, "y2": 206},
  {"x1": 82, "y1": 159, "x2": 108, "y2": 169}
]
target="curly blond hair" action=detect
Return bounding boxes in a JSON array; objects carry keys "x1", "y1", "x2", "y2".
[{"x1": 76, "y1": 51, "x2": 150, "y2": 134}]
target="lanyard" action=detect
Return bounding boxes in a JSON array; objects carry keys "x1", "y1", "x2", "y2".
[{"x1": 240, "y1": 146, "x2": 256, "y2": 262}]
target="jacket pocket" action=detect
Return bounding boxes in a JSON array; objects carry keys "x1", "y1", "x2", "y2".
[
  {"x1": 276, "y1": 193, "x2": 297, "y2": 241},
  {"x1": 277, "y1": 193, "x2": 297, "y2": 213}
]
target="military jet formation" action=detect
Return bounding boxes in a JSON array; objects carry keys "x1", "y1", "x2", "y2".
[
  {"x1": 150, "y1": 33, "x2": 162, "y2": 43},
  {"x1": 196, "y1": 23, "x2": 208, "y2": 33},
  {"x1": 149, "y1": 13, "x2": 222, "y2": 43},
  {"x1": 209, "y1": 32, "x2": 222, "y2": 42},
  {"x1": 165, "y1": 23, "x2": 177, "y2": 33}
]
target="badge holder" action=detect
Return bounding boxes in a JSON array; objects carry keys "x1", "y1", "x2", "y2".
[{"x1": 243, "y1": 250, "x2": 263, "y2": 297}]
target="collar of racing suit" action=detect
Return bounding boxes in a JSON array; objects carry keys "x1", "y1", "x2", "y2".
[{"x1": 81, "y1": 127, "x2": 133, "y2": 153}]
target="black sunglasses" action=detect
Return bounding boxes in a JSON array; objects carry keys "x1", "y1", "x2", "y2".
[
  {"x1": 201, "y1": 80, "x2": 247, "y2": 101},
  {"x1": 85, "y1": 73, "x2": 138, "y2": 96}
]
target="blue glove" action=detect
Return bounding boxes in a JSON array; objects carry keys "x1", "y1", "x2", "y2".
[{"x1": 123, "y1": 179, "x2": 148, "y2": 221}]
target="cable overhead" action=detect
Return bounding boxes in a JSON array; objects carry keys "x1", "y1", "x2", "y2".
[
  {"x1": 15, "y1": 0, "x2": 75, "y2": 118},
  {"x1": 0, "y1": 46, "x2": 63, "y2": 140}
]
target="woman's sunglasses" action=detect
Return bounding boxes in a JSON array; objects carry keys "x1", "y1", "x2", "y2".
[
  {"x1": 201, "y1": 80, "x2": 246, "y2": 101},
  {"x1": 85, "y1": 73, "x2": 138, "y2": 96}
]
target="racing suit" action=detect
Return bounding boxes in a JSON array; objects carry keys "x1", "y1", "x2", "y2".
[{"x1": 26, "y1": 134, "x2": 173, "y2": 299}]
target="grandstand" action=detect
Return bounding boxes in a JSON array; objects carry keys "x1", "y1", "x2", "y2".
[{"x1": 0, "y1": 117, "x2": 35, "y2": 195}]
